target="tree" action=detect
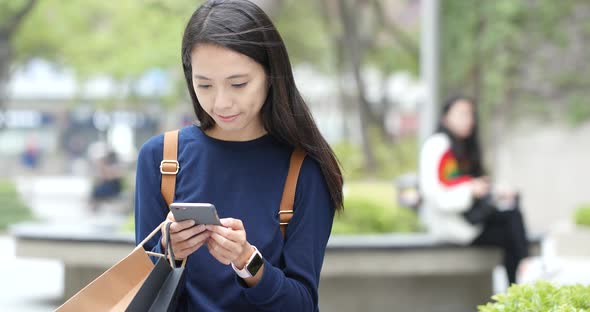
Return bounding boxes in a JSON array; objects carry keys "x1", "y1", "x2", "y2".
[
  {"x1": 314, "y1": 0, "x2": 419, "y2": 175},
  {"x1": 8, "y1": 0, "x2": 296, "y2": 108},
  {"x1": 0, "y1": 0, "x2": 37, "y2": 125},
  {"x1": 440, "y1": 0, "x2": 589, "y2": 168},
  {"x1": 9, "y1": 0, "x2": 420, "y2": 176},
  {"x1": 11, "y1": 0, "x2": 206, "y2": 108}
]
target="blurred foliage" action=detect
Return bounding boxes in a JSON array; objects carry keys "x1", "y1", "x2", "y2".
[
  {"x1": 0, "y1": 179, "x2": 34, "y2": 231},
  {"x1": 13, "y1": 0, "x2": 200, "y2": 79},
  {"x1": 332, "y1": 181, "x2": 421, "y2": 234},
  {"x1": 11, "y1": 0, "x2": 420, "y2": 177},
  {"x1": 441, "y1": 0, "x2": 590, "y2": 129},
  {"x1": 11, "y1": 0, "x2": 203, "y2": 108},
  {"x1": 333, "y1": 129, "x2": 417, "y2": 180},
  {"x1": 0, "y1": 1, "x2": 33, "y2": 26},
  {"x1": 567, "y1": 95, "x2": 590, "y2": 126},
  {"x1": 574, "y1": 203, "x2": 590, "y2": 227},
  {"x1": 478, "y1": 281, "x2": 590, "y2": 312},
  {"x1": 273, "y1": 0, "x2": 334, "y2": 73},
  {"x1": 122, "y1": 214, "x2": 135, "y2": 233}
]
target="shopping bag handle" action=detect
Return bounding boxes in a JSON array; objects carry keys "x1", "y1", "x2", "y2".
[{"x1": 136, "y1": 221, "x2": 188, "y2": 268}]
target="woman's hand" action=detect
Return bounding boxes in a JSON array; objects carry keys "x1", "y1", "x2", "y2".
[
  {"x1": 205, "y1": 218, "x2": 252, "y2": 267},
  {"x1": 160, "y1": 211, "x2": 210, "y2": 259},
  {"x1": 207, "y1": 218, "x2": 264, "y2": 286},
  {"x1": 471, "y1": 177, "x2": 491, "y2": 199}
]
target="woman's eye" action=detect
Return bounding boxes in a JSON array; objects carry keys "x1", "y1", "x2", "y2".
[
  {"x1": 197, "y1": 85, "x2": 212, "y2": 89},
  {"x1": 232, "y1": 82, "x2": 248, "y2": 88}
]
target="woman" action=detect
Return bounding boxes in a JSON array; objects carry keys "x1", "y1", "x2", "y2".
[
  {"x1": 134, "y1": 0, "x2": 343, "y2": 311},
  {"x1": 419, "y1": 96, "x2": 529, "y2": 285}
]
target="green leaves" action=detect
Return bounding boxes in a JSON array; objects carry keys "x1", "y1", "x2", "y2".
[
  {"x1": 574, "y1": 204, "x2": 590, "y2": 227},
  {"x1": 274, "y1": 0, "x2": 334, "y2": 73},
  {"x1": 13, "y1": 0, "x2": 201, "y2": 79},
  {"x1": 332, "y1": 181, "x2": 421, "y2": 234},
  {"x1": 0, "y1": 179, "x2": 34, "y2": 231},
  {"x1": 478, "y1": 281, "x2": 590, "y2": 312},
  {"x1": 441, "y1": 0, "x2": 590, "y2": 127}
]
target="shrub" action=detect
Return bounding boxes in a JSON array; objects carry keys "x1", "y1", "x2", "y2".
[
  {"x1": 332, "y1": 181, "x2": 421, "y2": 234},
  {"x1": 574, "y1": 203, "x2": 590, "y2": 227},
  {"x1": 478, "y1": 281, "x2": 590, "y2": 312},
  {"x1": 0, "y1": 179, "x2": 34, "y2": 231},
  {"x1": 332, "y1": 128, "x2": 418, "y2": 180}
]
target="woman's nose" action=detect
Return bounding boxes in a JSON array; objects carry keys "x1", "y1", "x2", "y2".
[{"x1": 213, "y1": 89, "x2": 233, "y2": 110}]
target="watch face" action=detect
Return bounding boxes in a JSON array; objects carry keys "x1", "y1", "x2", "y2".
[{"x1": 247, "y1": 253, "x2": 264, "y2": 276}]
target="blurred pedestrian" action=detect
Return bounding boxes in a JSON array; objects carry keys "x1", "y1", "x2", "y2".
[{"x1": 90, "y1": 148, "x2": 123, "y2": 212}]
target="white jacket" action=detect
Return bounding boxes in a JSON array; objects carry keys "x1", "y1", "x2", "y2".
[{"x1": 419, "y1": 133, "x2": 482, "y2": 244}]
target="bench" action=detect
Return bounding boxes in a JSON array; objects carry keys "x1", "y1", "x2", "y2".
[{"x1": 11, "y1": 222, "x2": 542, "y2": 312}]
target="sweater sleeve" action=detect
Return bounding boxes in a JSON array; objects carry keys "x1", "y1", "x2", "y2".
[
  {"x1": 237, "y1": 157, "x2": 335, "y2": 311},
  {"x1": 134, "y1": 135, "x2": 168, "y2": 259},
  {"x1": 419, "y1": 134, "x2": 474, "y2": 213}
]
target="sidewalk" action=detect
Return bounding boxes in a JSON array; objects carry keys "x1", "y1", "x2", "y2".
[
  {"x1": 0, "y1": 235, "x2": 61, "y2": 311},
  {"x1": 14, "y1": 175, "x2": 92, "y2": 223},
  {"x1": 0, "y1": 175, "x2": 91, "y2": 310}
]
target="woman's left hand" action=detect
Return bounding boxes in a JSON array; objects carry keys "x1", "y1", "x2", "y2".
[{"x1": 206, "y1": 218, "x2": 253, "y2": 267}]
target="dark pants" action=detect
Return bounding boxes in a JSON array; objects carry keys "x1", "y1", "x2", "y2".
[
  {"x1": 92, "y1": 179, "x2": 122, "y2": 200},
  {"x1": 471, "y1": 201, "x2": 529, "y2": 284}
]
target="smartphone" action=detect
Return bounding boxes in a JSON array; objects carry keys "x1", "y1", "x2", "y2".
[{"x1": 169, "y1": 203, "x2": 222, "y2": 226}]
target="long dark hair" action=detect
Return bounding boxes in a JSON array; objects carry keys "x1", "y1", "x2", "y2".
[
  {"x1": 437, "y1": 96, "x2": 485, "y2": 177},
  {"x1": 181, "y1": 0, "x2": 343, "y2": 211}
]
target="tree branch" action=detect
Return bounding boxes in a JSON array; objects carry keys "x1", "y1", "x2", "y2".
[
  {"x1": 371, "y1": 0, "x2": 419, "y2": 59},
  {"x1": 0, "y1": 0, "x2": 38, "y2": 38}
]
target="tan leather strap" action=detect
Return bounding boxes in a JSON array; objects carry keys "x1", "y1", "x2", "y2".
[
  {"x1": 160, "y1": 130, "x2": 187, "y2": 268},
  {"x1": 279, "y1": 148, "x2": 306, "y2": 237},
  {"x1": 161, "y1": 130, "x2": 179, "y2": 208}
]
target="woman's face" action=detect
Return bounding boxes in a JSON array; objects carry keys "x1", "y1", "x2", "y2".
[
  {"x1": 443, "y1": 99, "x2": 475, "y2": 139},
  {"x1": 191, "y1": 43, "x2": 269, "y2": 141}
]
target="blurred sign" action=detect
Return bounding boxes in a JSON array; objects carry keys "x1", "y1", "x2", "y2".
[
  {"x1": 0, "y1": 110, "x2": 54, "y2": 129},
  {"x1": 69, "y1": 110, "x2": 155, "y2": 130}
]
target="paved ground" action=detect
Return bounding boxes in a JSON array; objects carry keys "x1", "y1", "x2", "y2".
[
  {"x1": 1, "y1": 176, "x2": 93, "y2": 311},
  {"x1": 0, "y1": 235, "x2": 62, "y2": 311}
]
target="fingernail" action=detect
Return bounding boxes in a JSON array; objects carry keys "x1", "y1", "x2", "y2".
[{"x1": 191, "y1": 220, "x2": 196, "y2": 226}]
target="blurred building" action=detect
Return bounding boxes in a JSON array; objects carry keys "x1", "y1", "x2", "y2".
[{"x1": 1, "y1": 60, "x2": 161, "y2": 176}]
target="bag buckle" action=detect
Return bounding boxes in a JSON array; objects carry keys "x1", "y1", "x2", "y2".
[{"x1": 160, "y1": 160, "x2": 179, "y2": 175}]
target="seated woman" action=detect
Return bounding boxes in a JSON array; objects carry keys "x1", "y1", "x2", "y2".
[
  {"x1": 419, "y1": 95, "x2": 529, "y2": 285},
  {"x1": 90, "y1": 150, "x2": 124, "y2": 212}
]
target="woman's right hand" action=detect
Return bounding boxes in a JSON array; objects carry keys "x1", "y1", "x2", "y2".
[
  {"x1": 471, "y1": 177, "x2": 490, "y2": 199},
  {"x1": 160, "y1": 211, "x2": 210, "y2": 259}
]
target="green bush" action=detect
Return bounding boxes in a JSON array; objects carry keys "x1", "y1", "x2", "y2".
[
  {"x1": 122, "y1": 214, "x2": 135, "y2": 233},
  {"x1": 332, "y1": 181, "x2": 421, "y2": 234},
  {"x1": 332, "y1": 128, "x2": 418, "y2": 180},
  {"x1": 478, "y1": 281, "x2": 590, "y2": 312},
  {"x1": 332, "y1": 141, "x2": 365, "y2": 180},
  {"x1": 574, "y1": 204, "x2": 590, "y2": 227},
  {"x1": 0, "y1": 179, "x2": 34, "y2": 231}
]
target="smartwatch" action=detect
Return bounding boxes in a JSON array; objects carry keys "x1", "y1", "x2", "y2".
[{"x1": 231, "y1": 245, "x2": 264, "y2": 278}]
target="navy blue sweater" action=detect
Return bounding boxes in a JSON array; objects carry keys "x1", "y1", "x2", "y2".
[{"x1": 134, "y1": 125, "x2": 335, "y2": 311}]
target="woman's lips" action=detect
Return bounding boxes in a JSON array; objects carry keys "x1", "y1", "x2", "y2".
[{"x1": 216, "y1": 113, "x2": 240, "y2": 122}]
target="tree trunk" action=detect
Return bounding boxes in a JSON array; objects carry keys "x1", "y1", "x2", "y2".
[
  {"x1": 0, "y1": 35, "x2": 10, "y2": 130},
  {"x1": 337, "y1": 0, "x2": 378, "y2": 174},
  {"x1": 0, "y1": 0, "x2": 38, "y2": 130}
]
